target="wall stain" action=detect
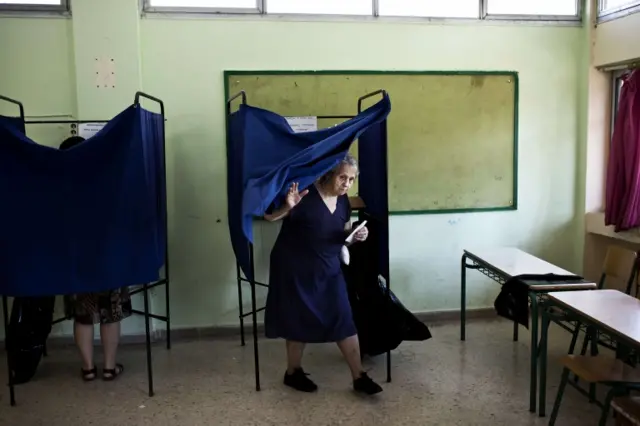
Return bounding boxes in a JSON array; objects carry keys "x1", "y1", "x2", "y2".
[{"x1": 471, "y1": 75, "x2": 485, "y2": 89}]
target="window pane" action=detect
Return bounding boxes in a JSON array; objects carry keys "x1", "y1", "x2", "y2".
[
  {"x1": 148, "y1": 0, "x2": 256, "y2": 8},
  {"x1": 0, "y1": 0, "x2": 61, "y2": 4},
  {"x1": 487, "y1": 0, "x2": 578, "y2": 16},
  {"x1": 601, "y1": 0, "x2": 640, "y2": 12},
  {"x1": 267, "y1": 0, "x2": 372, "y2": 15},
  {"x1": 379, "y1": 0, "x2": 479, "y2": 18}
]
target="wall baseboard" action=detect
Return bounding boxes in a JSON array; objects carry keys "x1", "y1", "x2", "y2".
[{"x1": 45, "y1": 307, "x2": 496, "y2": 348}]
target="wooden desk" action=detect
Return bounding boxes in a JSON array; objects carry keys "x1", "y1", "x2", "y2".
[
  {"x1": 539, "y1": 290, "x2": 640, "y2": 417},
  {"x1": 460, "y1": 247, "x2": 597, "y2": 413}
]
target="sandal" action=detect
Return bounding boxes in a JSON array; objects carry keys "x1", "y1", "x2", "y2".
[
  {"x1": 102, "y1": 363, "x2": 124, "y2": 381},
  {"x1": 81, "y1": 366, "x2": 97, "y2": 382}
]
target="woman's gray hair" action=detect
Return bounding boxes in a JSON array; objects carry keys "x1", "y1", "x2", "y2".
[{"x1": 318, "y1": 153, "x2": 359, "y2": 185}]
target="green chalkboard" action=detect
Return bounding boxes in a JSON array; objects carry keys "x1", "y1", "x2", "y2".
[{"x1": 225, "y1": 70, "x2": 518, "y2": 214}]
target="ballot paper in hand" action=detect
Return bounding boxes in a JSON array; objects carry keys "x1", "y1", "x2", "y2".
[{"x1": 345, "y1": 220, "x2": 368, "y2": 244}]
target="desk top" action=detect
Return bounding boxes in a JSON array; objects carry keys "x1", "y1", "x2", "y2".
[
  {"x1": 548, "y1": 290, "x2": 640, "y2": 347},
  {"x1": 464, "y1": 247, "x2": 575, "y2": 279}
]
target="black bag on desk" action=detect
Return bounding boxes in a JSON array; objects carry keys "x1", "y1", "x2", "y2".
[
  {"x1": 494, "y1": 273, "x2": 584, "y2": 329},
  {"x1": 6, "y1": 296, "x2": 56, "y2": 384},
  {"x1": 343, "y1": 219, "x2": 432, "y2": 357}
]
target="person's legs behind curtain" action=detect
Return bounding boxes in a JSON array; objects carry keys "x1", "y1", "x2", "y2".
[{"x1": 67, "y1": 288, "x2": 131, "y2": 381}]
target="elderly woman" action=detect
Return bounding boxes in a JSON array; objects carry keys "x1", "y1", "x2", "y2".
[{"x1": 264, "y1": 153, "x2": 382, "y2": 395}]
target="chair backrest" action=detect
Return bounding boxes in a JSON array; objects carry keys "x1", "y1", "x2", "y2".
[{"x1": 600, "y1": 245, "x2": 639, "y2": 294}]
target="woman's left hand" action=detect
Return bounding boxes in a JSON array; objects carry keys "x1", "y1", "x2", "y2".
[{"x1": 353, "y1": 226, "x2": 369, "y2": 242}]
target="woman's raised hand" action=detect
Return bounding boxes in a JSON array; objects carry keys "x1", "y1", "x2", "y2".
[{"x1": 285, "y1": 182, "x2": 309, "y2": 209}]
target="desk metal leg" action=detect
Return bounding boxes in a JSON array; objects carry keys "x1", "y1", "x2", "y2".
[
  {"x1": 588, "y1": 326, "x2": 597, "y2": 402},
  {"x1": 539, "y1": 305, "x2": 550, "y2": 417},
  {"x1": 529, "y1": 293, "x2": 539, "y2": 413},
  {"x1": 460, "y1": 253, "x2": 467, "y2": 341}
]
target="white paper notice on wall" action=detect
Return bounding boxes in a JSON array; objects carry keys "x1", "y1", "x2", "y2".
[
  {"x1": 94, "y1": 57, "x2": 116, "y2": 88},
  {"x1": 285, "y1": 116, "x2": 318, "y2": 133},
  {"x1": 78, "y1": 123, "x2": 105, "y2": 139}
]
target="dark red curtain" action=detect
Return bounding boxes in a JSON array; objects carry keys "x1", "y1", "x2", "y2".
[{"x1": 605, "y1": 70, "x2": 640, "y2": 232}]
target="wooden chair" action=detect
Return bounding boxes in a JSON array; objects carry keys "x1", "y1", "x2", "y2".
[
  {"x1": 612, "y1": 396, "x2": 640, "y2": 426},
  {"x1": 578, "y1": 246, "x2": 639, "y2": 355},
  {"x1": 545, "y1": 246, "x2": 639, "y2": 425},
  {"x1": 548, "y1": 356, "x2": 640, "y2": 425}
]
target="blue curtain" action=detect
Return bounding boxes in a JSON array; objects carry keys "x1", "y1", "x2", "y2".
[
  {"x1": 0, "y1": 115, "x2": 25, "y2": 134},
  {"x1": 0, "y1": 106, "x2": 166, "y2": 297},
  {"x1": 139, "y1": 108, "x2": 167, "y2": 268},
  {"x1": 358, "y1": 120, "x2": 390, "y2": 281},
  {"x1": 227, "y1": 109, "x2": 250, "y2": 279},
  {"x1": 227, "y1": 95, "x2": 391, "y2": 280}
]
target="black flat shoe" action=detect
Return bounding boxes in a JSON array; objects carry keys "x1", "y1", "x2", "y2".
[
  {"x1": 102, "y1": 363, "x2": 124, "y2": 381},
  {"x1": 284, "y1": 368, "x2": 318, "y2": 393},
  {"x1": 353, "y1": 372, "x2": 383, "y2": 395},
  {"x1": 81, "y1": 366, "x2": 97, "y2": 382}
]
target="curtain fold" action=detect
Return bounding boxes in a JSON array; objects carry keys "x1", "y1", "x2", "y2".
[{"x1": 605, "y1": 70, "x2": 640, "y2": 232}]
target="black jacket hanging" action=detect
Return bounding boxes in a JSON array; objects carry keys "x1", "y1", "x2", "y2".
[{"x1": 7, "y1": 296, "x2": 56, "y2": 384}]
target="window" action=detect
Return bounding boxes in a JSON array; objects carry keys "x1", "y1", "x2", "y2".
[
  {"x1": 266, "y1": 0, "x2": 372, "y2": 16},
  {"x1": 145, "y1": 0, "x2": 260, "y2": 13},
  {"x1": 148, "y1": 0, "x2": 255, "y2": 7},
  {"x1": 611, "y1": 71, "x2": 627, "y2": 135},
  {"x1": 0, "y1": 0, "x2": 68, "y2": 11},
  {"x1": 598, "y1": 0, "x2": 640, "y2": 21},
  {"x1": 1, "y1": 0, "x2": 61, "y2": 3},
  {"x1": 601, "y1": 0, "x2": 640, "y2": 11},
  {"x1": 486, "y1": 0, "x2": 579, "y2": 18},
  {"x1": 378, "y1": 0, "x2": 479, "y2": 19},
  {"x1": 142, "y1": 0, "x2": 583, "y2": 22}
]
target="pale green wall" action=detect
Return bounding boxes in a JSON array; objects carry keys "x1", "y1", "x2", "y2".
[
  {"x1": 575, "y1": 1, "x2": 594, "y2": 274},
  {"x1": 0, "y1": 18, "x2": 76, "y2": 147},
  {"x1": 0, "y1": 3, "x2": 584, "y2": 337}
]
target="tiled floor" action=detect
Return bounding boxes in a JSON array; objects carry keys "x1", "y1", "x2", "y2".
[{"x1": 0, "y1": 319, "x2": 610, "y2": 425}]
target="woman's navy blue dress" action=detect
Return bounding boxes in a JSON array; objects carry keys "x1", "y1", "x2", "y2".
[{"x1": 265, "y1": 185, "x2": 357, "y2": 343}]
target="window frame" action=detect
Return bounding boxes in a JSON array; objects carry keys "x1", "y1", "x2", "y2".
[
  {"x1": 0, "y1": 0, "x2": 69, "y2": 13},
  {"x1": 610, "y1": 69, "x2": 627, "y2": 138},
  {"x1": 597, "y1": 0, "x2": 640, "y2": 23},
  {"x1": 482, "y1": 0, "x2": 582, "y2": 22},
  {"x1": 143, "y1": 0, "x2": 263, "y2": 15},
  {"x1": 141, "y1": 0, "x2": 583, "y2": 23}
]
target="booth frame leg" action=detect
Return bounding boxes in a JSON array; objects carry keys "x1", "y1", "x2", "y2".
[
  {"x1": 237, "y1": 263, "x2": 246, "y2": 347},
  {"x1": 165, "y1": 279, "x2": 171, "y2": 350},
  {"x1": 250, "y1": 279, "x2": 260, "y2": 391},
  {"x1": 249, "y1": 245, "x2": 261, "y2": 392},
  {"x1": 2, "y1": 296, "x2": 15, "y2": 406},
  {"x1": 143, "y1": 284, "x2": 154, "y2": 397},
  {"x1": 384, "y1": 279, "x2": 393, "y2": 383}
]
